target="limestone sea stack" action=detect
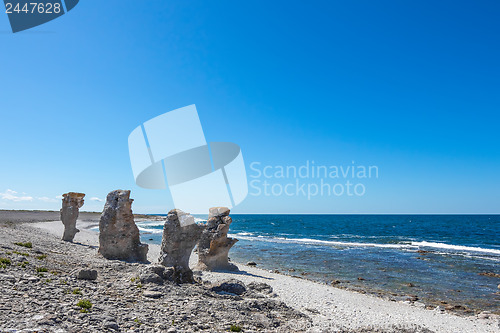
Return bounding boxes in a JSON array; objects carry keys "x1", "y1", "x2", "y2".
[
  {"x1": 98, "y1": 190, "x2": 148, "y2": 262},
  {"x1": 159, "y1": 209, "x2": 204, "y2": 283},
  {"x1": 196, "y1": 207, "x2": 238, "y2": 271},
  {"x1": 60, "y1": 192, "x2": 85, "y2": 242}
]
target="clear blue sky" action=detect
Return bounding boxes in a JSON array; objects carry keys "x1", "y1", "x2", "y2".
[{"x1": 1, "y1": 1, "x2": 499, "y2": 214}]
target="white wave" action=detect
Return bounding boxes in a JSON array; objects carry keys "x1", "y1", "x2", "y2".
[
  {"x1": 228, "y1": 234, "x2": 412, "y2": 249},
  {"x1": 234, "y1": 232, "x2": 254, "y2": 236},
  {"x1": 137, "y1": 226, "x2": 163, "y2": 234},
  {"x1": 228, "y1": 234, "x2": 500, "y2": 257},
  {"x1": 136, "y1": 221, "x2": 165, "y2": 227},
  {"x1": 411, "y1": 241, "x2": 500, "y2": 255}
]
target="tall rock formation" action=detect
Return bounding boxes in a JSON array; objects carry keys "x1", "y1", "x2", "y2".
[
  {"x1": 159, "y1": 209, "x2": 204, "y2": 283},
  {"x1": 196, "y1": 207, "x2": 238, "y2": 271},
  {"x1": 60, "y1": 192, "x2": 85, "y2": 242},
  {"x1": 98, "y1": 190, "x2": 148, "y2": 262}
]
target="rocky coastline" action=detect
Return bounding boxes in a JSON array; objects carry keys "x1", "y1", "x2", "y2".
[{"x1": 0, "y1": 211, "x2": 499, "y2": 333}]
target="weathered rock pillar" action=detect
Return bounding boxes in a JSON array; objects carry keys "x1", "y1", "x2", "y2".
[
  {"x1": 196, "y1": 207, "x2": 238, "y2": 271},
  {"x1": 159, "y1": 209, "x2": 204, "y2": 283},
  {"x1": 98, "y1": 190, "x2": 148, "y2": 262},
  {"x1": 60, "y1": 192, "x2": 85, "y2": 242}
]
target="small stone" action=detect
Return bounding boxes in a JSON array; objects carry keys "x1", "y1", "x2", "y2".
[
  {"x1": 413, "y1": 301, "x2": 426, "y2": 308},
  {"x1": 104, "y1": 321, "x2": 119, "y2": 330},
  {"x1": 434, "y1": 306, "x2": 445, "y2": 312},
  {"x1": 331, "y1": 280, "x2": 341, "y2": 285},
  {"x1": 0, "y1": 274, "x2": 16, "y2": 283},
  {"x1": 406, "y1": 295, "x2": 419, "y2": 302},
  {"x1": 247, "y1": 262, "x2": 257, "y2": 266},
  {"x1": 477, "y1": 311, "x2": 491, "y2": 319},
  {"x1": 143, "y1": 290, "x2": 162, "y2": 299},
  {"x1": 77, "y1": 269, "x2": 98, "y2": 280},
  {"x1": 27, "y1": 276, "x2": 40, "y2": 282},
  {"x1": 357, "y1": 277, "x2": 365, "y2": 281}
]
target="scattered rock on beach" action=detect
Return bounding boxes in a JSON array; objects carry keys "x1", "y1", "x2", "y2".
[
  {"x1": 247, "y1": 282, "x2": 273, "y2": 295},
  {"x1": 98, "y1": 190, "x2": 148, "y2": 262},
  {"x1": 60, "y1": 192, "x2": 85, "y2": 242},
  {"x1": 142, "y1": 290, "x2": 162, "y2": 299},
  {"x1": 247, "y1": 261, "x2": 257, "y2": 266},
  {"x1": 159, "y1": 209, "x2": 203, "y2": 283},
  {"x1": 211, "y1": 279, "x2": 247, "y2": 295},
  {"x1": 196, "y1": 207, "x2": 238, "y2": 271},
  {"x1": 77, "y1": 269, "x2": 97, "y2": 280}
]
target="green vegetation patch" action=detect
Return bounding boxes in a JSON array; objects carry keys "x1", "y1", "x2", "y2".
[
  {"x1": 14, "y1": 242, "x2": 32, "y2": 248},
  {"x1": 230, "y1": 325, "x2": 242, "y2": 332},
  {"x1": 77, "y1": 299, "x2": 92, "y2": 312}
]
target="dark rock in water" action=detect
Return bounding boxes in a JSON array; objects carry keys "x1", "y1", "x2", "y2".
[
  {"x1": 159, "y1": 209, "x2": 203, "y2": 284},
  {"x1": 478, "y1": 272, "x2": 500, "y2": 278},
  {"x1": 247, "y1": 282, "x2": 273, "y2": 294},
  {"x1": 407, "y1": 295, "x2": 419, "y2": 302},
  {"x1": 98, "y1": 190, "x2": 148, "y2": 262},
  {"x1": 331, "y1": 280, "x2": 341, "y2": 285},
  {"x1": 211, "y1": 279, "x2": 246, "y2": 295},
  {"x1": 196, "y1": 207, "x2": 238, "y2": 271},
  {"x1": 358, "y1": 277, "x2": 365, "y2": 281},
  {"x1": 77, "y1": 269, "x2": 97, "y2": 280},
  {"x1": 405, "y1": 283, "x2": 415, "y2": 287},
  {"x1": 247, "y1": 261, "x2": 257, "y2": 266},
  {"x1": 60, "y1": 192, "x2": 85, "y2": 242}
]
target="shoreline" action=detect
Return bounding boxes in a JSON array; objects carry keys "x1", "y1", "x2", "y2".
[{"x1": 22, "y1": 218, "x2": 500, "y2": 332}]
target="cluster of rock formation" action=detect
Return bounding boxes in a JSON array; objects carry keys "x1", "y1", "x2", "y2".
[
  {"x1": 59, "y1": 189, "x2": 238, "y2": 283},
  {"x1": 60, "y1": 192, "x2": 85, "y2": 242},
  {"x1": 98, "y1": 190, "x2": 148, "y2": 262}
]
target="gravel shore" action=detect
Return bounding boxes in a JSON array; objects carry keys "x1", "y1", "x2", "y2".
[{"x1": 0, "y1": 213, "x2": 498, "y2": 332}]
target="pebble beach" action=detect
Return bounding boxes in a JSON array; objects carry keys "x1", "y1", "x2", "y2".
[{"x1": 0, "y1": 211, "x2": 499, "y2": 333}]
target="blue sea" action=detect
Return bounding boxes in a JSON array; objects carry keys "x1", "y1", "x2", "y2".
[{"x1": 137, "y1": 215, "x2": 500, "y2": 313}]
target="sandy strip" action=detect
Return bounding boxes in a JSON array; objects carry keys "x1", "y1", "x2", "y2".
[{"x1": 31, "y1": 221, "x2": 500, "y2": 333}]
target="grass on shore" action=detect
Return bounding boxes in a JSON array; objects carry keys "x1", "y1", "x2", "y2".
[
  {"x1": 77, "y1": 299, "x2": 92, "y2": 313},
  {"x1": 14, "y1": 242, "x2": 32, "y2": 248}
]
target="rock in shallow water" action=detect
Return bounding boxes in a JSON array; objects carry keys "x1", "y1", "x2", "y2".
[{"x1": 98, "y1": 190, "x2": 148, "y2": 262}]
